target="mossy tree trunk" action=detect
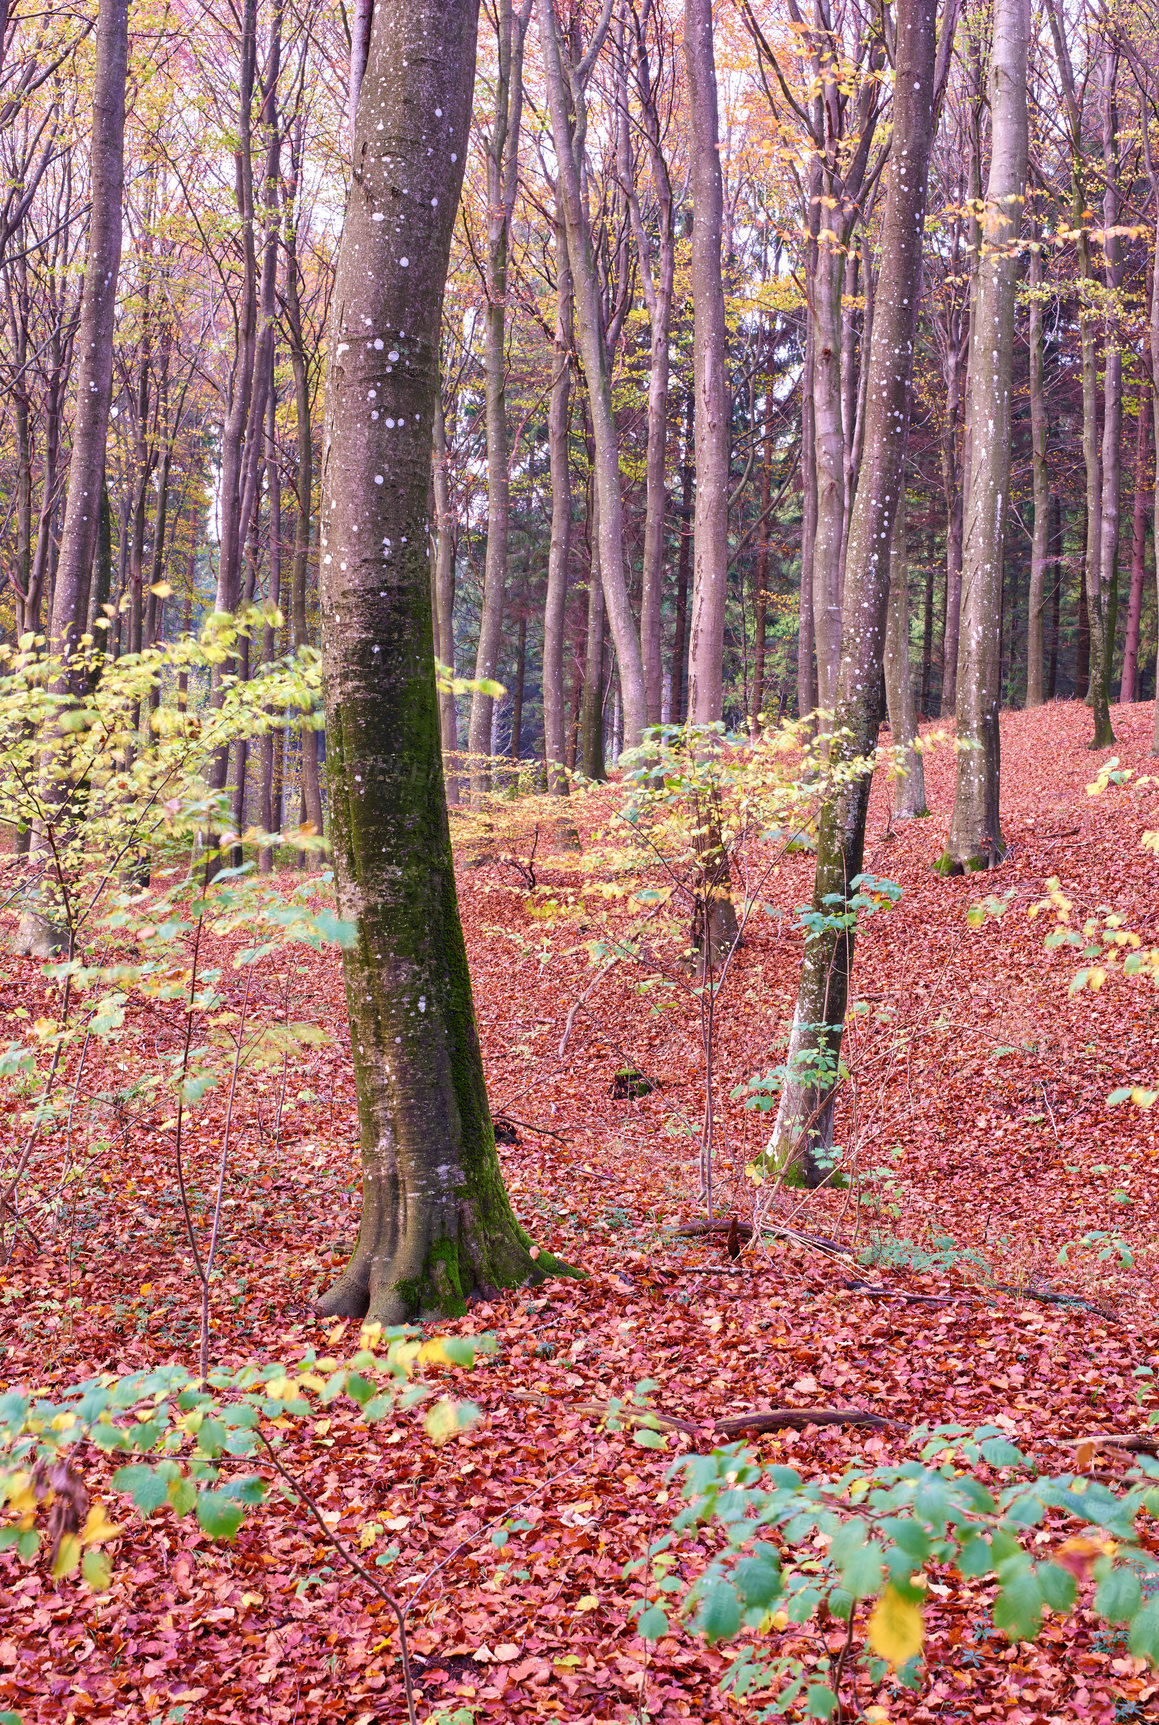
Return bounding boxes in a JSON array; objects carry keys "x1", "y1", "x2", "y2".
[
  {"x1": 316, "y1": 0, "x2": 566, "y2": 1324},
  {"x1": 769, "y1": 0, "x2": 937, "y2": 1184},
  {"x1": 940, "y1": 0, "x2": 1028, "y2": 873}
]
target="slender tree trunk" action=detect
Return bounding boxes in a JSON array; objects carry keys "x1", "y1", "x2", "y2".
[
  {"x1": 798, "y1": 318, "x2": 818, "y2": 721},
  {"x1": 432, "y1": 391, "x2": 459, "y2": 796},
  {"x1": 811, "y1": 244, "x2": 846, "y2": 714},
  {"x1": 581, "y1": 496, "x2": 606, "y2": 781},
  {"x1": 684, "y1": 0, "x2": 739, "y2": 962},
  {"x1": 260, "y1": 378, "x2": 281, "y2": 874},
  {"x1": 770, "y1": 0, "x2": 937, "y2": 1182},
  {"x1": 46, "y1": 0, "x2": 127, "y2": 660},
  {"x1": 1026, "y1": 220, "x2": 1049, "y2": 708},
  {"x1": 468, "y1": 0, "x2": 531, "y2": 790},
  {"x1": 751, "y1": 402, "x2": 773, "y2": 734},
  {"x1": 539, "y1": 0, "x2": 647, "y2": 746},
  {"x1": 939, "y1": 0, "x2": 1028, "y2": 874},
  {"x1": 920, "y1": 524, "x2": 935, "y2": 714},
  {"x1": 684, "y1": 0, "x2": 729, "y2": 726},
  {"x1": 316, "y1": 0, "x2": 563, "y2": 1323},
  {"x1": 16, "y1": 0, "x2": 128, "y2": 957},
  {"x1": 509, "y1": 614, "x2": 526, "y2": 760},
  {"x1": 668, "y1": 385, "x2": 693, "y2": 722},
  {"x1": 1048, "y1": 491, "x2": 1062, "y2": 698},
  {"x1": 1076, "y1": 529, "x2": 1091, "y2": 699},
  {"x1": 543, "y1": 195, "x2": 572, "y2": 794},
  {"x1": 1121, "y1": 404, "x2": 1150, "y2": 705},
  {"x1": 884, "y1": 484, "x2": 928, "y2": 818},
  {"x1": 1088, "y1": 40, "x2": 1121, "y2": 745}
]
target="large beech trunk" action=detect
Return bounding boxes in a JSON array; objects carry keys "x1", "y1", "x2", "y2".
[
  {"x1": 316, "y1": 0, "x2": 564, "y2": 1323},
  {"x1": 1119, "y1": 406, "x2": 1150, "y2": 706},
  {"x1": 939, "y1": 0, "x2": 1028, "y2": 874},
  {"x1": 769, "y1": 0, "x2": 937, "y2": 1182}
]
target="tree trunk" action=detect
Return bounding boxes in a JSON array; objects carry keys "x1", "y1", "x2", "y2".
[
  {"x1": 1048, "y1": 491, "x2": 1062, "y2": 698},
  {"x1": 798, "y1": 318, "x2": 818, "y2": 722},
  {"x1": 751, "y1": 401, "x2": 773, "y2": 734},
  {"x1": 1088, "y1": 40, "x2": 1121, "y2": 746},
  {"x1": 316, "y1": 0, "x2": 565, "y2": 1323},
  {"x1": 884, "y1": 485, "x2": 928, "y2": 819},
  {"x1": 811, "y1": 243, "x2": 846, "y2": 715},
  {"x1": 468, "y1": 0, "x2": 531, "y2": 791},
  {"x1": 543, "y1": 194, "x2": 572, "y2": 794},
  {"x1": 628, "y1": 6, "x2": 674, "y2": 728},
  {"x1": 46, "y1": 0, "x2": 127, "y2": 661},
  {"x1": 539, "y1": 0, "x2": 647, "y2": 746},
  {"x1": 1025, "y1": 218, "x2": 1049, "y2": 708},
  {"x1": 580, "y1": 500, "x2": 606, "y2": 781},
  {"x1": 939, "y1": 0, "x2": 1028, "y2": 874},
  {"x1": 769, "y1": 0, "x2": 937, "y2": 1182},
  {"x1": 1120, "y1": 404, "x2": 1150, "y2": 705},
  {"x1": 668, "y1": 385, "x2": 693, "y2": 722},
  {"x1": 432, "y1": 390, "x2": 459, "y2": 797},
  {"x1": 684, "y1": 0, "x2": 729, "y2": 727}
]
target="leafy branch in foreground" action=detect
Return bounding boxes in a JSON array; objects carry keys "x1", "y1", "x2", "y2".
[{"x1": 631, "y1": 1425, "x2": 1159, "y2": 1719}]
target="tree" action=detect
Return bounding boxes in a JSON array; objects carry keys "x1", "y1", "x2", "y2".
[
  {"x1": 315, "y1": 0, "x2": 569, "y2": 1322},
  {"x1": 538, "y1": 0, "x2": 648, "y2": 750},
  {"x1": 939, "y1": 0, "x2": 1029, "y2": 874},
  {"x1": 769, "y1": 0, "x2": 940, "y2": 1182}
]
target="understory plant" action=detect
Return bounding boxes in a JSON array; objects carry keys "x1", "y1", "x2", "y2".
[{"x1": 631, "y1": 1422, "x2": 1159, "y2": 1720}]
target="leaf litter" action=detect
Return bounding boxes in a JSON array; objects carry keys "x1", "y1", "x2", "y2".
[{"x1": 1, "y1": 699, "x2": 1158, "y2": 1722}]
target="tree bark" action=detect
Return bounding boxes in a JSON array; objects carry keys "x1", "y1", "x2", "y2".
[
  {"x1": 1025, "y1": 218, "x2": 1049, "y2": 708},
  {"x1": 668, "y1": 383, "x2": 693, "y2": 722},
  {"x1": 684, "y1": 0, "x2": 729, "y2": 726},
  {"x1": 431, "y1": 390, "x2": 459, "y2": 795},
  {"x1": 884, "y1": 484, "x2": 928, "y2": 819},
  {"x1": 45, "y1": 0, "x2": 127, "y2": 659},
  {"x1": 468, "y1": 0, "x2": 532, "y2": 791},
  {"x1": 627, "y1": 3, "x2": 674, "y2": 727},
  {"x1": 939, "y1": 0, "x2": 1028, "y2": 874},
  {"x1": 539, "y1": 0, "x2": 647, "y2": 746},
  {"x1": 1120, "y1": 403, "x2": 1150, "y2": 705},
  {"x1": 1090, "y1": 40, "x2": 1121, "y2": 746},
  {"x1": 316, "y1": 0, "x2": 565, "y2": 1322},
  {"x1": 769, "y1": 0, "x2": 938, "y2": 1181},
  {"x1": 798, "y1": 317, "x2": 818, "y2": 721},
  {"x1": 542, "y1": 193, "x2": 572, "y2": 794}
]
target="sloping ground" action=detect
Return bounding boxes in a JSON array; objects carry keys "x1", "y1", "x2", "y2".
[{"x1": 1, "y1": 698, "x2": 1157, "y2": 1724}]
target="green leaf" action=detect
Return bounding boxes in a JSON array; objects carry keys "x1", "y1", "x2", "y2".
[
  {"x1": 637, "y1": 1605, "x2": 668, "y2": 1642},
  {"x1": 805, "y1": 1684, "x2": 839, "y2": 1718},
  {"x1": 732, "y1": 1551, "x2": 782, "y2": 1609},
  {"x1": 633, "y1": 1426, "x2": 667, "y2": 1450},
  {"x1": 167, "y1": 1477, "x2": 198, "y2": 1517},
  {"x1": 696, "y1": 1579, "x2": 742, "y2": 1644},
  {"x1": 979, "y1": 1437, "x2": 1025, "y2": 1468},
  {"x1": 1095, "y1": 1566, "x2": 1142, "y2": 1624},
  {"x1": 196, "y1": 1490, "x2": 244, "y2": 1540},
  {"x1": 842, "y1": 1540, "x2": 885, "y2": 1600},
  {"x1": 112, "y1": 1463, "x2": 170, "y2": 1515},
  {"x1": 1036, "y1": 1562, "x2": 1077, "y2": 1614},
  {"x1": 993, "y1": 1569, "x2": 1044, "y2": 1641},
  {"x1": 1127, "y1": 1597, "x2": 1159, "y2": 1666}
]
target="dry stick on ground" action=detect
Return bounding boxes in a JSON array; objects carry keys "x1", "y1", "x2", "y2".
[
  {"x1": 510, "y1": 1387, "x2": 700, "y2": 1437},
  {"x1": 715, "y1": 1407, "x2": 906, "y2": 1437}
]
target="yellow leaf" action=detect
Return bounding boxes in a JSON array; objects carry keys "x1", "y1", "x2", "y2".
[
  {"x1": 51, "y1": 1532, "x2": 81, "y2": 1579},
  {"x1": 5, "y1": 1472, "x2": 37, "y2": 1516},
  {"x1": 81, "y1": 1502, "x2": 121, "y2": 1547},
  {"x1": 417, "y1": 1339, "x2": 456, "y2": 1368},
  {"x1": 867, "y1": 1587, "x2": 924, "y2": 1666},
  {"x1": 358, "y1": 1522, "x2": 381, "y2": 1549},
  {"x1": 576, "y1": 1594, "x2": 600, "y2": 1612},
  {"x1": 149, "y1": 581, "x2": 173, "y2": 598},
  {"x1": 81, "y1": 1547, "x2": 112, "y2": 1591}
]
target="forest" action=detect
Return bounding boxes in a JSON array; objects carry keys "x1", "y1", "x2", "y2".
[{"x1": 1, "y1": 0, "x2": 1159, "y2": 1720}]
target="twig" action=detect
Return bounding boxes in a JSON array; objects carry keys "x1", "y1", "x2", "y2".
[
  {"x1": 258, "y1": 1436, "x2": 418, "y2": 1725},
  {"x1": 716, "y1": 1407, "x2": 905, "y2": 1437}
]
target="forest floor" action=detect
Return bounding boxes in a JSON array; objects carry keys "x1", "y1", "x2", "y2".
[{"x1": 2, "y1": 698, "x2": 1159, "y2": 1725}]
